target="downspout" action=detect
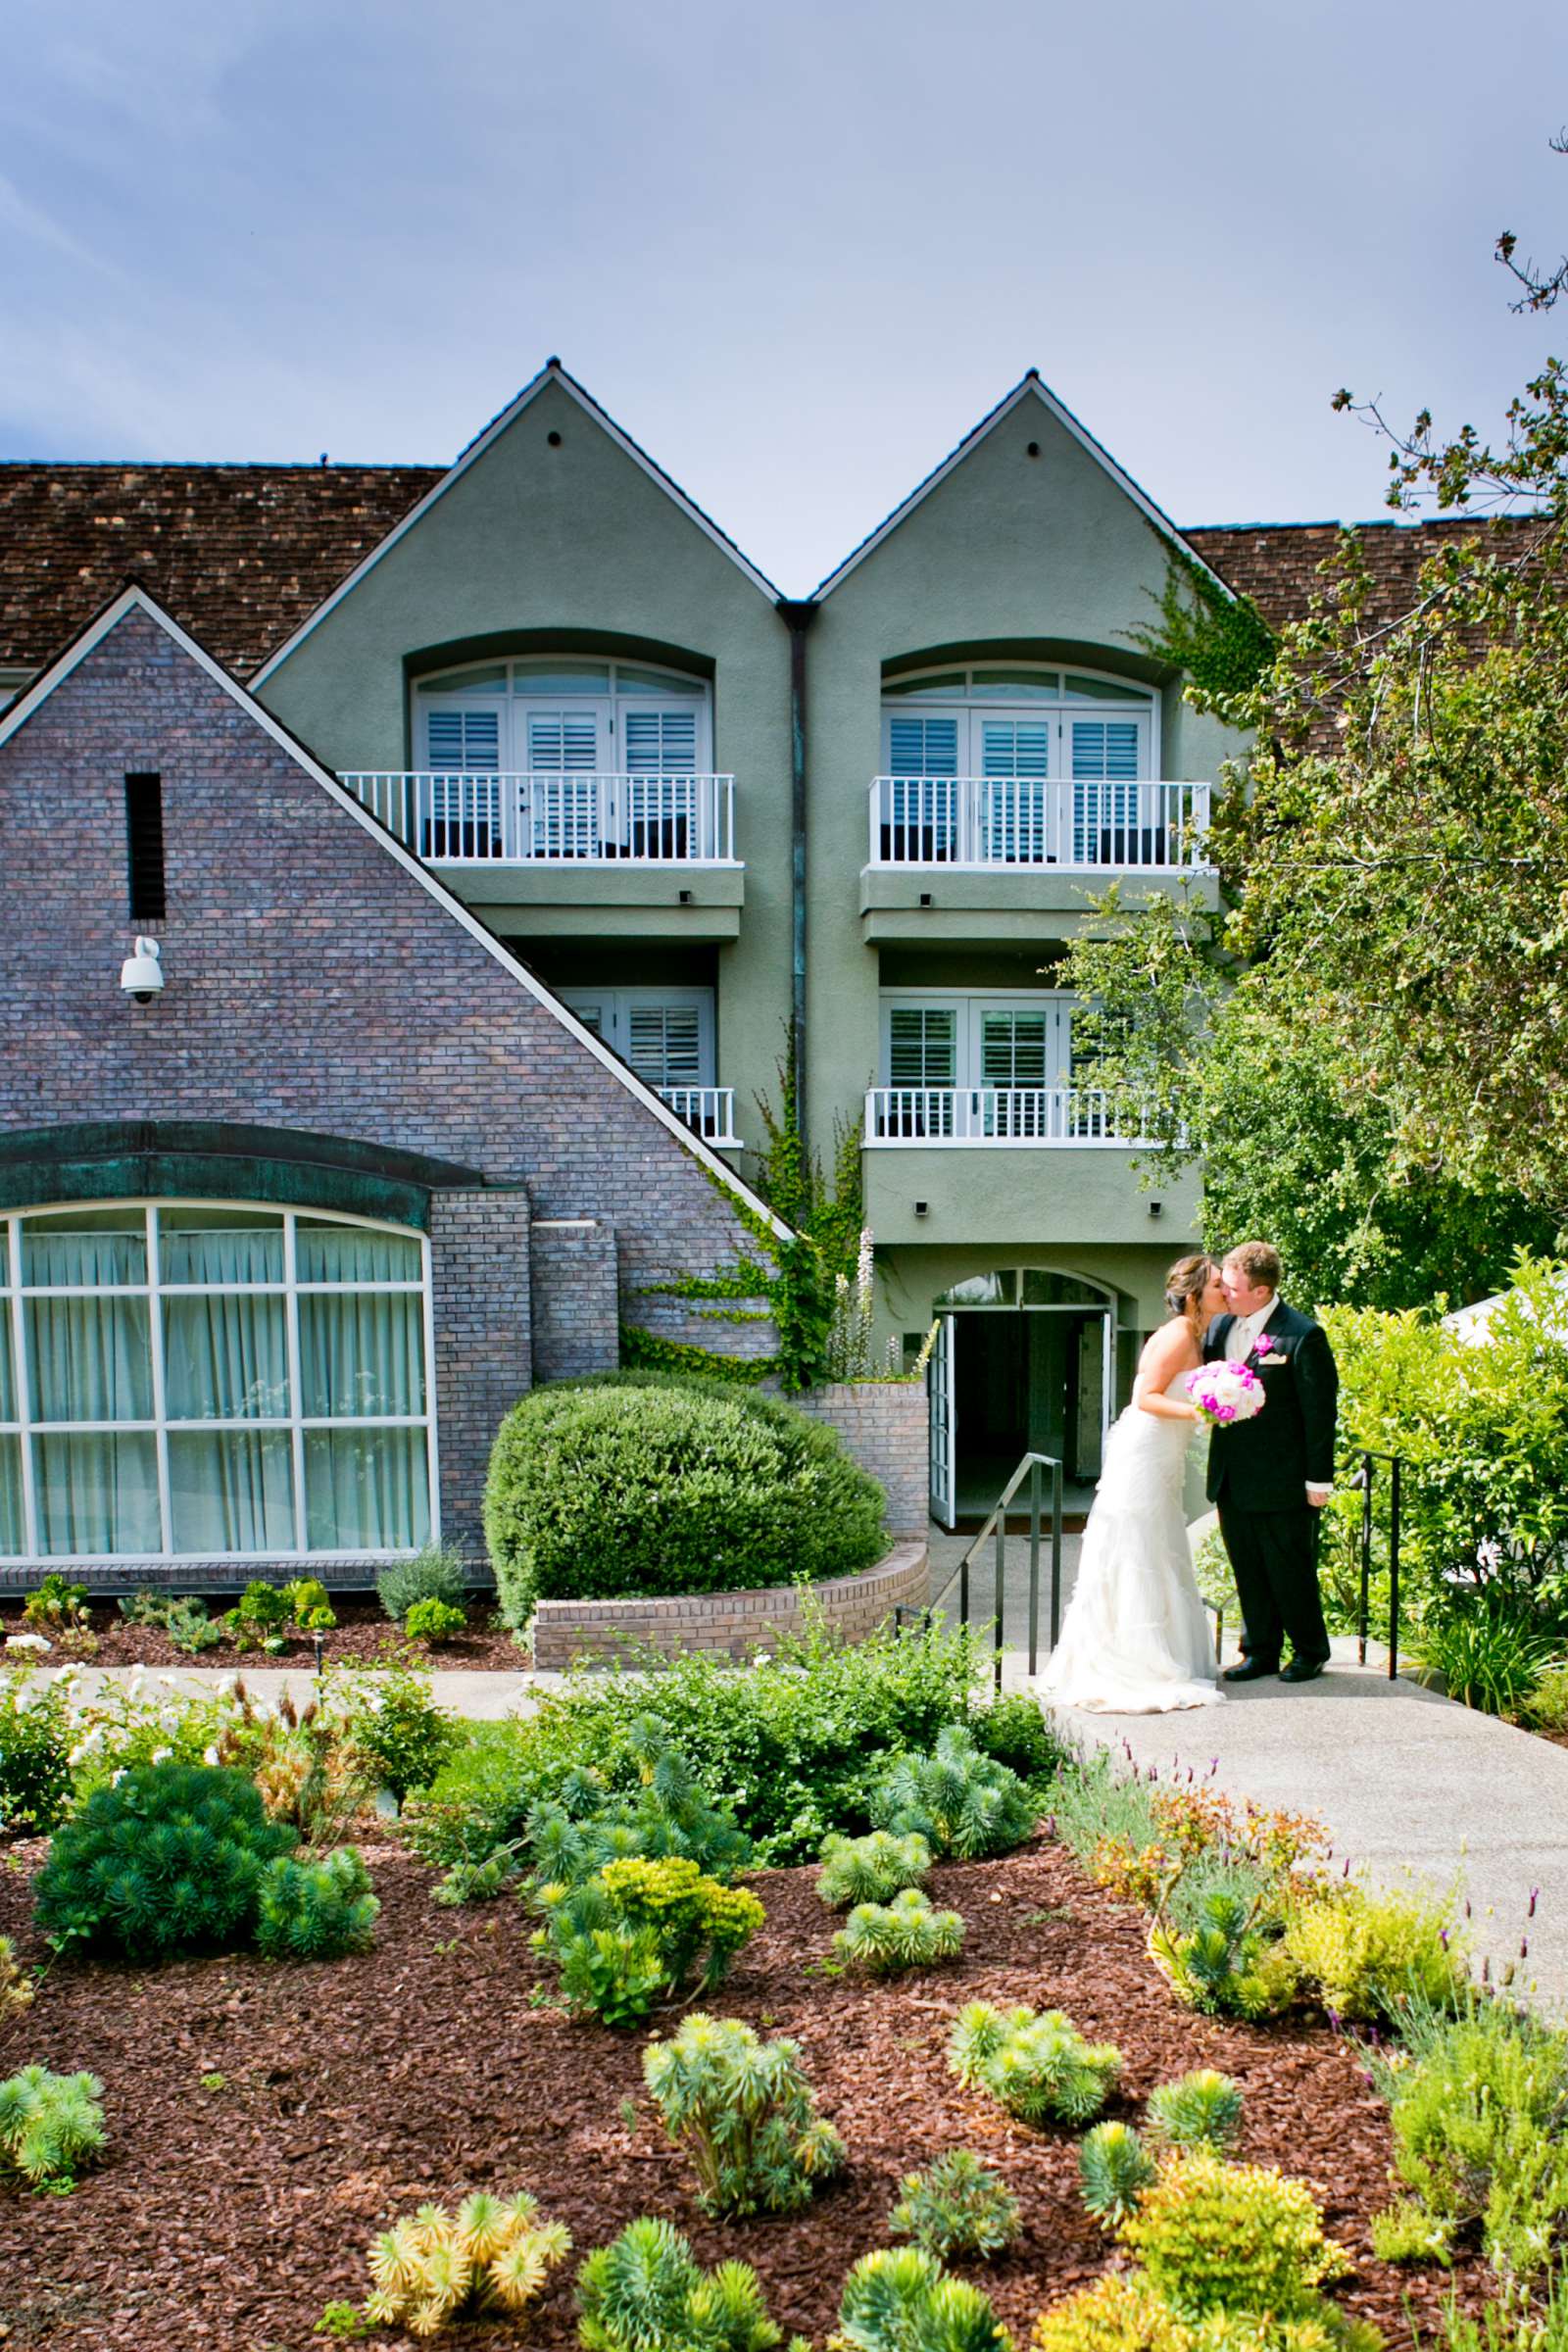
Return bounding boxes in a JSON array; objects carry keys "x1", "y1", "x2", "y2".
[{"x1": 776, "y1": 598, "x2": 818, "y2": 1158}]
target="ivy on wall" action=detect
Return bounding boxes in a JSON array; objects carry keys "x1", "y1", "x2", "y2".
[{"x1": 1131, "y1": 547, "x2": 1276, "y2": 706}]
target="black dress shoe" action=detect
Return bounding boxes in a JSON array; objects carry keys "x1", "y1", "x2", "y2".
[
  {"x1": 1279, "y1": 1657, "x2": 1328, "y2": 1684},
  {"x1": 1222, "y1": 1658, "x2": 1279, "y2": 1682}
]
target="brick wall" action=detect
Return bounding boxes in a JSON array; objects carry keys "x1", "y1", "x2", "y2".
[
  {"x1": 530, "y1": 1219, "x2": 618, "y2": 1382},
  {"x1": 429, "y1": 1188, "x2": 531, "y2": 1556},
  {"x1": 794, "y1": 1381, "x2": 930, "y2": 1536},
  {"x1": 0, "y1": 608, "x2": 778, "y2": 1573},
  {"x1": 531, "y1": 1539, "x2": 930, "y2": 1667}
]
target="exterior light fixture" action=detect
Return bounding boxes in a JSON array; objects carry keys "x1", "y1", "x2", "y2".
[
  {"x1": 1148, "y1": 1200, "x2": 1163, "y2": 1219},
  {"x1": 120, "y1": 936, "x2": 164, "y2": 1004},
  {"x1": 913, "y1": 1200, "x2": 929, "y2": 1218}
]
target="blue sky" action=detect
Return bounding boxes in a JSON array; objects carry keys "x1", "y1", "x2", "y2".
[{"x1": 1, "y1": 0, "x2": 1564, "y2": 592}]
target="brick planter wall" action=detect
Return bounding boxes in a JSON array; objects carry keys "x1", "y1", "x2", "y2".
[
  {"x1": 530, "y1": 1539, "x2": 929, "y2": 1668},
  {"x1": 794, "y1": 1382, "x2": 929, "y2": 1537}
]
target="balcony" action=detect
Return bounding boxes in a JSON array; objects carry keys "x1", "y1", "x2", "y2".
[
  {"x1": 865, "y1": 1086, "x2": 1153, "y2": 1147},
  {"x1": 860, "y1": 777, "x2": 1216, "y2": 946},
  {"x1": 660, "y1": 1087, "x2": 740, "y2": 1147},
  {"x1": 342, "y1": 771, "x2": 744, "y2": 941},
  {"x1": 344, "y1": 771, "x2": 737, "y2": 863}
]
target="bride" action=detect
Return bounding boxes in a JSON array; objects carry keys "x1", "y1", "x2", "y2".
[{"x1": 1039, "y1": 1254, "x2": 1227, "y2": 1714}]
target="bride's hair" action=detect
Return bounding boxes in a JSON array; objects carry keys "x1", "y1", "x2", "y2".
[{"x1": 1164, "y1": 1253, "x2": 1217, "y2": 1320}]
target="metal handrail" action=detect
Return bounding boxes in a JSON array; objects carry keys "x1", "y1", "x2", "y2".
[
  {"x1": 957, "y1": 1451, "x2": 1063, "y2": 1690},
  {"x1": 1348, "y1": 1447, "x2": 1405, "y2": 1680}
]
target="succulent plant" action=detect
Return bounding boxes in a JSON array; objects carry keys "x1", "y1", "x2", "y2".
[
  {"x1": 949, "y1": 1999, "x2": 1121, "y2": 2128},
  {"x1": 888, "y1": 2148, "x2": 1022, "y2": 2261},
  {"x1": 833, "y1": 1886, "x2": 965, "y2": 1975},
  {"x1": 643, "y1": 2012, "x2": 844, "y2": 2218},
  {"x1": 364, "y1": 2186, "x2": 570, "y2": 2336},
  {"x1": 816, "y1": 1830, "x2": 932, "y2": 1909}
]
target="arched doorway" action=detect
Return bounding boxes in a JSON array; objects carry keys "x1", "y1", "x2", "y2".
[{"x1": 927, "y1": 1268, "x2": 1123, "y2": 1528}]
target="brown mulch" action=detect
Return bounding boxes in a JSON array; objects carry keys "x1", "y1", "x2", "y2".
[
  {"x1": 0, "y1": 1593, "x2": 530, "y2": 1672},
  {"x1": 0, "y1": 1834, "x2": 1492, "y2": 2352}
]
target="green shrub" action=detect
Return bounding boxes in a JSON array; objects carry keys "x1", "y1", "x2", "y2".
[
  {"x1": 22, "y1": 1573, "x2": 91, "y2": 1635},
  {"x1": 400, "y1": 1614, "x2": 985, "y2": 1869},
  {"x1": 256, "y1": 1845, "x2": 380, "y2": 1960},
  {"x1": 577, "y1": 2216, "x2": 787, "y2": 2352},
  {"x1": 483, "y1": 1377, "x2": 886, "y2": 1626},
  {"x1": 337, "y1": 1660, "x2": 457, "y2": 1802},
  {"x1": 1079, "y1": 2122, "x2": 1157, "y2": 2226},
  {"x1": 1148, "y1": 1881, "x2": 1298, "y2": 2022},
  {"x1": 283, "y1": 1578, "x2": 337, "y2": 1634},
  {"x1": 1120, "y1": 2151, "x2": 1350, "y2": 2321},
  {"x1": 376, "y1": 1544, "x2": 469, "y2": 1626},
  {"x1": 1029, "y1": 2275, "x2": 1378, "y2": 2352},
  {"x1": 0, "y1": 1670, "x2": 73, "y2": 1832},
  {"x1": 642, "y1": 2013, "x2": 844, "y2": 2218},
  {"x1": 364, "y1": 2188, "x2": 570, "y2": 2335},
  {"x1": 817, "y1": 1830, "x2": 932, "y2": 1909},
  {"x1": 34, "y1": 1763, "x2": 296, "y2": 1958},
  {"x1": 968, "y1": 1692, "x2": 1071, "y2": 1787},
  {"x1": 0, "y1": 1936, "x2": 33, "y2": 2032},
  {"x1": 118, "y1": 1591, "x2": 222, "y2": 1653},
  {"x1": 949, "y1": 2000, "x2": 1121, "y2": 2127},
  {"x1": 870, "y1": 1725, "x2": 1036, "y2": 1858},
  {"x1": 404, "y1": 1597, "x2": 467, "y2": 1645},
  {"x1": 0, "y1": 2064, "x2": 105, "y2": 2191},
  {"x1": 1412, "y1": 2274, "x2": 1568, "y2": 2352},
  {"x1": 1146, "y1": 2071, "x2": 1245, "y2": 2156},
  {"x1": 1369, "y1": 2197, "x2": 1455, "y2": 2265},
  {"x1": 221, "y1": 1578, "x2": 295, "y2": 1651},
  {"x1": 1525, "y1": 1662, "x2": 1568, "y2": 1734},
  {"x1": 835, "y1": 2247, "x2": 1012, "y2": 2352},
  {"x1": 1322, "y1": 1263, "x2": 1568, "y2": 1637},
  {"x1": 1411, "y1": 1593, "x2": 1561, "y2": 1720},
  {"x1": 537, "y1": 1855, "x2": 763, "y2": 2030},
  {"x1": 1282, "y1": 1886, "x2": 1469, "y2": 2023},
  {"x1": 833, "y1": 1887, "x2": 964, "y2": 1974},
  {"x1": 524, "y1": 1717, "x2": 750, "y2": 1890},
  {"x1": 889, "y1": 2149, "x2": 1022, "y2": 2261},
  {"x1": 1373, "y1": 1996, "x2": 1568, "y2": 2285}
]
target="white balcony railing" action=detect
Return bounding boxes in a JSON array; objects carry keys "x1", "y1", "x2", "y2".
[
  {"x1": 865, "y1": 1086, "x2": 1153, "y2": 1147},
  {"x1": 659, "y1": 1087, "x2": 740, "y2": 1146},
  {"x1": 867, "y1": 777, "x2": 1211, "y2": 868},
  {"x1": 342, "y1": 772, "x2": 737, "y2": 864}
]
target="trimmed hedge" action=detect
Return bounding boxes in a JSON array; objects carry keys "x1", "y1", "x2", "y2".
[{"x1": 483, "y1": 1373, "x2": 887, "y2": 1628}]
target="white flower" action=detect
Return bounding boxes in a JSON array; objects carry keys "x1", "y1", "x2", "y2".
[
  {"x1": 203, "y1": 1744, "x2": 220, "y2": 1767},
  {"x1": 150, "y1": 1746, "x2": 172, "y2": 1764},
  {"x1": 158, "y1": 1673, "x2": 178, "y2": 1689},
  {"x1": 5, "y1": 1632, "x2": 52, "y2": 1654},
  {"x1": 127, "y1": 1664, "x2": 146, "y2": 1694},
  {"x1": 54, "y1": 1662, "x2": 81, "y2": 1686},
  {"x1": 216, "y1": 1675, "x2": 237, "y2": 1697},
  {"x1": 110, "y1": 1769, "x2": 126, "y2": 1786}
]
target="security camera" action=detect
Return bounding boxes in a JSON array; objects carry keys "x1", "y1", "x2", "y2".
[{"x1": 120, "y1": 936, "x2": 164, "y2": 1004}]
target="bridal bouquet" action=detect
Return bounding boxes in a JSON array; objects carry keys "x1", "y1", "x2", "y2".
[{"x1": 1186, "y1": 1361, "x2": 1266, "y2": 1428}]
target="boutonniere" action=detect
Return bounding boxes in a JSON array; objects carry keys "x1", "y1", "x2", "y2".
[{"x1": 1250, "y1": 1334, "x2": 1289, "y2": 1367}]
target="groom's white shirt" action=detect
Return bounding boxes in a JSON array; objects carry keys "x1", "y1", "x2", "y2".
[{"x1": 1223, "y1": 1293, "x2": 1330, "y2": 1504}]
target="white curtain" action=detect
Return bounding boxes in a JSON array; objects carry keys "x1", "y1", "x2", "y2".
[
  {"x1": 164, "y1": 1293, "x2": 291, "y2": 1420},
  {"x1": 169, "y1": 1430, "x2": 295, "y2": 1553},
  {"x1": 306, "y1": 1428, "x2": 428, "y2": 1550},
  {"x1": 0, "y1": 1437, "x2": 22, "y2": 1554},
  {"x1": 296, "y1": 1224, "x2": 420, "y2": 1283},
  {"x1": 34, "y1": 1431, "x2": 160, "y2": 1554},
  {"x1": 26, "y1": 1297, "x2": 153, "y2": 1421},
  {"x1": 300, "y1": 1293, "x2": 424, "y2": 1419}
]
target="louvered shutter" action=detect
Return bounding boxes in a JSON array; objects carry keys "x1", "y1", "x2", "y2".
[
  {"x1": 626, "y1": 1003, "x2": 703, "y2": 1091},
  {"x1": 526, "y1": 710, "x2": 601, "y2": 856},
  {"x1": 979, "y1": 1010, "x2": 1050, "y2": 1138},
  {"x1": 979, "y1": 718, "x2": 1050, "y2": 863},
  {"x1": 423, "y1": 707, "x2": 502, "y2": 858},
  {"x1": 624, "y1": 707, "x2": 699, "y2": 856},
  {"x1": 888, "y1": 1007, "x2": 956, "y2": 1086},
  {"x1": 886, "y1": 716, "x2": 958, "y2": 859},
  {"x1": 1070, "y1": 717, "x2": 1143, "y2": 860}
]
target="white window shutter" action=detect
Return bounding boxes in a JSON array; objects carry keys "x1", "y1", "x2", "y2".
[{"x1": 626, "y1": 1004, "x2": 702, "y2": 1090}]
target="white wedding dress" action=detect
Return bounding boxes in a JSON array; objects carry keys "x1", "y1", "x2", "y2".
[{"x1": 1039, "y1": 1373, "x2": 1222, "y2": 1714}]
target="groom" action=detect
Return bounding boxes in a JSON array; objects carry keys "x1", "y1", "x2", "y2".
[{"x1": 1204, "y1": 1241, "x2": 1339, "y2": 1685}]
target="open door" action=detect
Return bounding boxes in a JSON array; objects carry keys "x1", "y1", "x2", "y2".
[{"x1": 928, "y1": 1313, "x2": 956, "y2": 1529}]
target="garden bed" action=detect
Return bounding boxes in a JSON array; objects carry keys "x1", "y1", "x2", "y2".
[
  {"x1": 0, "y1": 1594, "x2": 530, "y2": 1673},
  {"x1": 1, "y1": 1830, "x2": 1490, "y2": 2352}
]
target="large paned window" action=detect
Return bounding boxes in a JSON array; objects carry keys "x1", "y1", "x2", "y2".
[
  {"x1": 881, "y1": 665, "x2": 1154, "y2": 863},
  {"x1": 0, "y1": 1204, "x2": 434, "y2": 1562}
]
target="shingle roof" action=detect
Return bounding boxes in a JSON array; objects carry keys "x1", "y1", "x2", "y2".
[
  {"x1": 0, "y1": 461, "x2": 1533, "y2": 683},
  {"x1": 1183, "y1": 514, "x2": 1536, "y2": 634},
  {"x1": 0, "y1": 464, "x2": 442, "y2": 676}
]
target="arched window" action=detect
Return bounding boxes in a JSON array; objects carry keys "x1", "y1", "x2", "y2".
[{"x1": 0, "y1": 1203, "x2": 434, "y2": 1562}]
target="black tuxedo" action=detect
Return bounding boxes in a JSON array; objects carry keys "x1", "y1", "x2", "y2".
[{"x1": 1204, "y1": 1299, "x2": 1338, "y2": 1669}]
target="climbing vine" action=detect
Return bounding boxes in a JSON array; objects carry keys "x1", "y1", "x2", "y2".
[{"x1": 1131, "y1": 546, "x2": 1276, "y2": 707}]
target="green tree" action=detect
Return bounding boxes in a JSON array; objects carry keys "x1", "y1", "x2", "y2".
[{"x1": 1067, "y1": 163, "x2": 1568, "y2": 1289}]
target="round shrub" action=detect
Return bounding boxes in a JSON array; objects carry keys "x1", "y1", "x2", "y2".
[
  {"x1": 484, "y1": 1376, "x2": 887, "y2": 1626},
  {"x1": 33, "y1": 1763, "x2": 296, "y2": 1959}
]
